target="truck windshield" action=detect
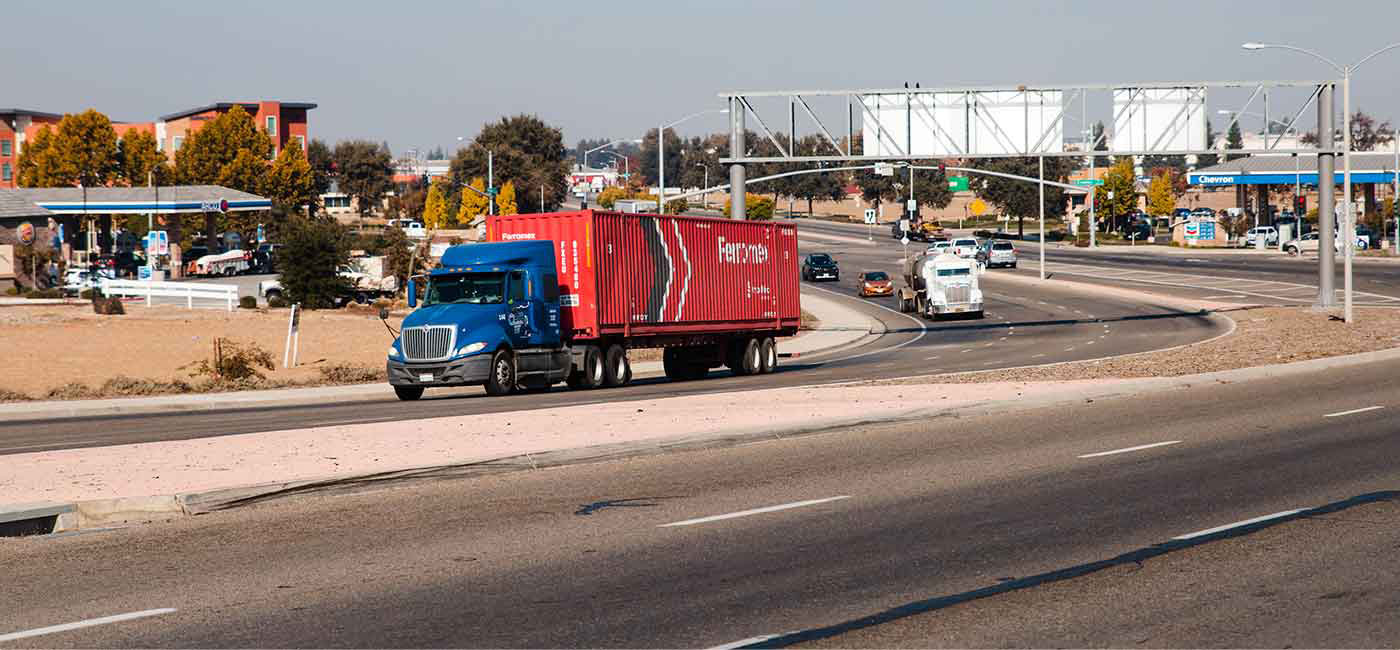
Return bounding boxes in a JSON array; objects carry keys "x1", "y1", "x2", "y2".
[
  {"x1": 426, "y1": 272, "x2": 506, "y2": 305},
  {"x1": 937, "y1": 268, "x2": 971, "y2": 277}
]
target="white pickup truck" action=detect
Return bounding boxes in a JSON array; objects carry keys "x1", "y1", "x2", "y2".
[
  {"x1": 897, "y1": 251, "x2": 985, "y2": 319},
  {"x1": 259, "y1": 256, "x2": 399, "y2": 305}
]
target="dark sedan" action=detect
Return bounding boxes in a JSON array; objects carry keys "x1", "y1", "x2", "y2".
[{"x1": 801, "y1": 253, "x2": 839, "y2": 282}]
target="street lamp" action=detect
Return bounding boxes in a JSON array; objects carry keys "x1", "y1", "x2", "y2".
[
  {"x1": 603, "y1": 150, "x2": 629, "y2": 185},
  {"x1": 583, "y1": 138, "x2": 641, "y2": 172},
  {"x1": 658, "y1": 109, "x2": 728, "y2": 211},
  {"x1": 1244, "y1": 41, "x2": 1400, "y2": 323}
]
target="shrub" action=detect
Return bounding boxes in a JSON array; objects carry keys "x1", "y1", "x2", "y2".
[
  {"x1": 93, "y1": 297, "x2": 125, "y2": 315},
  {"x1": 183, "y1": 338, "x2": 276, "y2": 382},
  {"x1": 27, "y1": 288, "x2": 63, "y2": 299},
  {"x1": 267, "y1": 296, "x2": 288, "y2": 309},
  {"x1": 723, "y1": 193, "x2": 775, "y2": 220},
  {"x1": 0, "y1": 388, "x2": 32, "y2": 402},
  {"x1": 79, "y1": 288, "x2": 94, "y2": 300},
  {"x1": 278, "y1": 217, "x2": 352, "y2": 309},
  {"x1": 99, "y1": 376, "x2": 193, "y2": 396},
  {"x1": 4, "y1": 286, "x2": 19, "y2": 296},
  {"x1": 317, "y1": 364, "x2": 382, "y2": 384},
  {"x1": 239, "y1": 295, "x2": 258, "y2": 309},
  {"x1": 45, "y1": 382, "x2": 96, "y2": 400}
]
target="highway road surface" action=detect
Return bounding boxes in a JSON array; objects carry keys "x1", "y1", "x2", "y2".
[
  {"x1": 0, "y1": 232, "x2": 1227, "y2": 455},
  {"x1": 3, "y1": 354, "x2": 1398, "y2": 647}
]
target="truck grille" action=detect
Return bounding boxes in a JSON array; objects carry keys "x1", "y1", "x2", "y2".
[
  {"x1": 945, "y1": 285, "x2": 971, "y2": 304},
  {"x1": 402, "y1": 326, "x2": 456, "y2": 361}
]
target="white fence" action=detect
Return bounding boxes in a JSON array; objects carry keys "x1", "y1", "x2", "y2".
[{"x1": 100, "y1": 279, "x2": 240, "y2": 311}]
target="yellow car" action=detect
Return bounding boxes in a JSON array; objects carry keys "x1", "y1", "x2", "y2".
[{"x1": 858, "y1": 271, "x2": 894, "y2": 297}]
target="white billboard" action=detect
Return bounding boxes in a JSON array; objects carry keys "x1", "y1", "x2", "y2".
[
  {"x1": 862, "y1": 90, "x2": 1064, "y2": 157},
  {"x1": 1112, "y1": 87, "x2": 1207, "y2": 152}
]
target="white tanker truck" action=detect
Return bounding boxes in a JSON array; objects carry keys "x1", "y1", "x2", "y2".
[{"x1": 896, "y1": 251, "x2": 984, "y2": 319}]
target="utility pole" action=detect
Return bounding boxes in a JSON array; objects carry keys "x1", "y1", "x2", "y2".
[
  {"x1": 729, "y1": 97, "x2": 746, "y2": 220},
  {"x1": 1039, "y1": 155, "x2": 1046, "y2": 280},
  {"x1": 1317, "y1": 83, "x2": 1336, "y2": 309},
  {"x1": 488, "y1": 150, "x2": 495, "y2": 216}
]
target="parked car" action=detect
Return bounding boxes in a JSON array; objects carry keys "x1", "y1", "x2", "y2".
[
  {"x1": 1172, "y1": 208, "x2": 1192, "y2": 222},
  {"x1": 857, "y1": 270, "x2": 894, "y2": 297},
  {"x1": 388, "y1": 218, "x2": 427, "y2": 238},
  {"x1": 1245, "y1": 226, "x2": 1279, "y2": 247},
  {"x1": 977, "y1": 240, "x2": 1018, "y2": 268},
  {"x1": 801, "y1": 253, "x2": 839, "y2": 282},
  {"x1": 61, "y1": 267, "x2": 115, "y2": 296},
  {"x1": 925, "y1": 241, "x2": 953, "y2": 256},
  {"x1": 1282, "y1": 232, "x2": 1354, "y2": 256},
  {"x1": 950, "y1": 237, "x2": 979, "y2": 258}
]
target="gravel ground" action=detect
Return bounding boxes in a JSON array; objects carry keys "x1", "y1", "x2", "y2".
[{"x1": 871, "y1": 306, "x2": 1400, "y2": 385}]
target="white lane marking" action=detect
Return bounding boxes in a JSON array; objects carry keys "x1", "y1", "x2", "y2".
[
  {"x1": 1085, "y1": 340, "x2": 1095, "y2": 345},
  {"x1": 925, "y1": 355, "x2": 940, "y2": 360},
  {"x1": 658, "y1": 496, "x2": 851, "y2": 528},
  {"x1": 1078, "y1": 440, "x2": 1182, "y2": 459},
  {"x1": 1323, "y1": 405, "x2": 1384, "y2": 418},
  {"x1": 0, "y1": 608, "x2": 178, "y2": 643},
  {"x1": 961, "y1": 349, "x2": 972, "y2": 353},
  {"x1": 707, "y1": 634, "x2": 782, "y2": 650},
  {"x1": 983, "y1": 361, "x2": 998, "y2": 366},
  {"x1": 1031, "y1": 353, "x2": 1046, "y2": 359},
  {"x1": 1064, "y1": 347, "x2": 1076, "y2": 352},
  {"x1": 1173, "y1": 509, "x2": 1305, "y2": 540},
  {"x1": 1200, "y1": 294, "x2": 1247, "y2": 300}
]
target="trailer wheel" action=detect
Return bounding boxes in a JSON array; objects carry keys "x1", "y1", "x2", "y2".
[
  {"x1": 731, "y1": 338, "x2": 760, "y2": 376},
  {"x1": 567, "y1": 345, "x2": 604, "y2": 389},
  {"x1": 603, "y1": 345, "x2": 631, "y2": 387},
  {"x1": 758, "y1": 337, "x2": 777, "y2": 374},
  {"x1": 393, "y1": 385, "x2": 424, "y2": 401},
  {"x1": 485, "y1": 349, "x2": 516, "y2": 396}
]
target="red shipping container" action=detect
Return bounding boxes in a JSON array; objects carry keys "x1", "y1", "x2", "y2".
[{"x1": 488, "y1": 210, "x2": 800, "y2": 342}]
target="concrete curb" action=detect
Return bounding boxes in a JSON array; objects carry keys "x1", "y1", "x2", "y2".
[{"x1": 14, "y1": 340, "x2": 1400, "y2": 536}]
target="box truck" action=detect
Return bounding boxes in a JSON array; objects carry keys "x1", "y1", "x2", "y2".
[{"x1": 386, "y1": 210, "x2": 801, "y2": 399}]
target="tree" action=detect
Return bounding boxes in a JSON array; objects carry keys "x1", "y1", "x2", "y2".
[
  {"x1": 175, "y1": 105, "x2": 272, "y2": 185},
  {"x1": 1090, "y1": 121, "x2": 1111, "y2": 167},
  {"x1": 14, "y1": 126, "x2": 56, "y2": 187},
  {"x1": 1142, "y1": 154, "x2": 1187, "y2": 175},
  {"x1": 723, "y1": 193, "x2": 775, "y2": 220},
  {"x1": 381, "y1": 225, "x2": 426, "y2": 294},
  {"x1": 423, "y1": 179, "x2": 450, "y2": 229},
  {"x1": 332, "y1": 140, "x2": 394, "y2": 217},
  {"x1": 1301, "y1": 110, "x2": 1394, "y2": 151},
  {"x1": 264, "y1": 144, "x2": 316, "y2": 213},
  {"x1": 457, "y1": 177, "x2": 489, "y2": 224},
  {"x1": 497, "y1": 180, "x2": 518, "y2": 215},
  {"x1": 1196, "y1": 119, "x2": 1219, "y2": 168},
  {"x1": 1224, "y1": 121, "x2": 1245, "y2": 161},
  {"x1": 1095, "y1": 158, "x2": 1139, "y2": 231},
  {"x1": 1146, "y1": 170, "x2": 1176, "y2": 216},
  {"x1": 450, "y1": 115, "x2": 571, "y2": 214},
  {"x1": 639, "y1": 127, "x2": 685, "y2": 188},
  {"x1": 305, "y1": 138, "x2": 335, "y2": 215},
  {"x1": 117, "y1": 129, "x2": 170, "y2": 187},
  {"x1": 278, "y1": 217, "x2": 351, "y2": 309},
  {"x1": 969, "y1": 156, "x2": 1076, "y2": 237}
]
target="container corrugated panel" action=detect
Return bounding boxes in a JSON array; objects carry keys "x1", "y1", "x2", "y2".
[{"x1": 490, "y1": 210, "x2": 799, "y2": 340}]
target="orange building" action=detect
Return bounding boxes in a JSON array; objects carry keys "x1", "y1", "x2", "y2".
[{"x1": 0, "y1": 109, "x2": 63, "y2": 188}]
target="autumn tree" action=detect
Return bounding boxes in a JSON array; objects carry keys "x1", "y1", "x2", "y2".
[
  {"x1": 457, "y1": 177, "x2": 489, "y2": 224},
  {"x1": 497, "y1": 180, "x2": 518, "y2": 215},
  {"x1": 117, "y1": 129, "x2": 171, "y2": 187},
  {"x1": 264, "y1": 143, "x2": 317, "y2": 213},
  {"x1": 1095, "y1": 158, "x2": 1139, "y2": 231},
  {"x1": 16, "y1": 110, "x2": 121, "y2": 188},
  {"x1": 1146, "y1": 170, "x2": 1176, "y2": 216},
  {"x1": 14, "y1": 126, "x2": 56, "y2": 187},
  {"x1": 331, "y1": 140, "x2": 394, "y2": 217},
  {"x1": 175, "y1": 105, "x2": 271, "y2": 184},
  {"x1": 423, "y1": 179, "x2": 450, "y2": 229}
]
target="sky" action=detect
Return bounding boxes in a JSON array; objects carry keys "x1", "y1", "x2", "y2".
[{"x1": 6, "y1": 0, "x2": 1400, "y2": 155}]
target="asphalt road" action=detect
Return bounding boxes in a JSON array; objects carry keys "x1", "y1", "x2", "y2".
[
  {"x1": 793, "y1": 217, "x2": 1400, "y2": 306},
  {"x1": 4, "y1": 355, "x2": 1398, "y2": 647},
  {"x1": 0, "y1": 235, "x2": 1226, "y2": 455}
]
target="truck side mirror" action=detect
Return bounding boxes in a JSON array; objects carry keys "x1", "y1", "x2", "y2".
[
  {"x1": 407, "y1": 278, "x2": 417, "y2": 308},
  {"x1": 378, "y1": 307, "x2": 390, "y2": 320}
]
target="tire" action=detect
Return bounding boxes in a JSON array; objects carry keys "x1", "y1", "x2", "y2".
[
  {"x1": 485, "y1": 349, "x2": 516, "y2": 396},
  {"x1": 603, "y1": 345, "x2": 631, "y2": 387},
  {"x1": 354, "y1": 292, "x2": 370, "y2": 305},
  {"x1": 393, "y1": 385, "x2": 424, "y2": 401},
  {"x1": 566, "y1": 345, "x2": 604, "y2": 389},
  {"x1": 1286, "y1": 246, "x2": 1299, "y2": 256},
  {"x1": 264, "y1": 289, "x2": 282, "y2": 301},
  {"x1": 971, "y1": 310, "x2": 985, "y2": 319},
  {"x1": 1010, "y1": 262, "x2": 1017, "y2": 269},
  {"x1": 735, "y1": 338, "x2": 761, "y2": 376},
  {"x1": 758, "y1": 337, "x2": 777, "y2": 374}
]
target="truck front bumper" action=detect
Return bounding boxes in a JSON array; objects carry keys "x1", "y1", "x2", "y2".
[
  {"x1": 933, "y1": 301, "x2": 983, "y2": 315},
  {"x1": 387, "y1": 355, "x2": 493, "y2": 387}
]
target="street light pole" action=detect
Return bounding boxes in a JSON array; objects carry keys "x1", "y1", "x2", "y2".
[
  {"x1": 1039, "y1": 155, "x2": 1046, "y2": 280},
  {"x1": 657, "y1": 108, "x2": 729, "y2": 212},
  {"x1": 1244, "y1": 41, "x2": 1400, "y2": 323}
]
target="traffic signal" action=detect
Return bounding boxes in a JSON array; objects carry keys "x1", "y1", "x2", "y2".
[
  {"x1": 1294, "y1": 195, "x2": 1307, "y2": 215},
  {"x1": 938, "y1": 161, "x2": 946, "y2": 175},
  {"x1": 420, "y1": 173, "x2": 430, "y2": 188}
]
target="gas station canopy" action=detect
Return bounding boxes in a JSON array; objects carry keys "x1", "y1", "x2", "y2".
[
  {"x1": 1189, "y1": 153, "x2": 1400, "y2": 187},
  {"x1": 2, "y1": 185, "x2": 270, "y2": 214}
]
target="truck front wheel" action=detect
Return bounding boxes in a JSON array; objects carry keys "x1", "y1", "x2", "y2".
[
  {"x1": 394, "y1": 385, "x2": 424, "y2": 401},
  {"x1": 603, "y1": 345, "x2": 632, "y2": 387},
  {"x1": 485, "y1": 349, "x2": 516, "y2": 396}
]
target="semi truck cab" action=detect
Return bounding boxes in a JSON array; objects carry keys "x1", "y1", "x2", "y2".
[{"x1": 388, "y1": 241, "x2": 572, "y2": 400}]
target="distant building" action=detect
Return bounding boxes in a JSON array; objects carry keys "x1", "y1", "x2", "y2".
[{"x1": 0, "y1": 109, "x2": 62, "y2": 189}]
